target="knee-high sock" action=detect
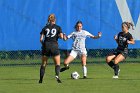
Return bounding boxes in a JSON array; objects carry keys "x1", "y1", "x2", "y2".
[
  {"x1": 40, "y1": 65, "x2": 45, "y2": 80},
  {"x1": 82, "y1": 66, "x2": 87, "y2": 76},
  {"x1": 107, "y1": 61, "x2": 115, "y2": 69},
  {"x1": 55, "y1": 65, "x2": 60, "y2": 77},
  {"x1": 114, "y1": 64, "x2": 119, "y2": 75}
]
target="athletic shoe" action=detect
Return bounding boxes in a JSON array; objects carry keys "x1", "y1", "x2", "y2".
[
  {"x1": 112, "y1": 75, "x2": 119, "y2": 79},
  {"x1": 39, "y1": 79, "x2": 43, "y2": 83},
  {"x1": 55, "y1": 76, "x2": 62, "y2": 83},
  {"x1": 83, "y1": 76, "x2": 87, "y2": 79},
  {"x1": 60, "y1": 66, "x2": 69, "y2": 72}
]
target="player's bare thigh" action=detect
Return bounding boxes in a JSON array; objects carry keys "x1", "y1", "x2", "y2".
[
  {"x1": 114, "y1": 54, "x2": 125, "y2": 64},
  {"x1": 64, "y1": 50, "x2": 77, "y2": 64},
  {"x1": 64, "y1": 55, "x2": 75, "y2": 65},
  {"x1": 106, "y1": 53, "x2": 116, "y2": 63},
  {"x1": 53, "y1": 55, "x2": 61, "y2": 66}
]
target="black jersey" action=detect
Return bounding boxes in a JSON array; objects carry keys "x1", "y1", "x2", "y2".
[
  {"x1": 117, "y1": 32, "x2": 133, "y2": 50},
  {"x1": 40, "y1": 24, "x2": 62, "y2": 44}
]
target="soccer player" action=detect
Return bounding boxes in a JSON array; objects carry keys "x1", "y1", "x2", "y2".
[
  {"x1": 60, "y1": 21, "x2": 102, "y2": 78},
  {"x1": 39, "y1": 14, "x2": 64, "y2": 83},
  {"x1": 106, "y1": 22, "x2": 135, "y2": 79}
]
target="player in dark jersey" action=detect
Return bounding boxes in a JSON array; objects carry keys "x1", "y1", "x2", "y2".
[
  {"x1": 106, "y1": 22, "x2": 135, "y2": 79},
  {"x1": 39, "y1": 14, "x2": 64, "y2": 83}
]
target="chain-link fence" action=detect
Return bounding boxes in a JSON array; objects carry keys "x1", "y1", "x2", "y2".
[{"x1": 0, "y1": 49, "x2": 139, "y2": 66}]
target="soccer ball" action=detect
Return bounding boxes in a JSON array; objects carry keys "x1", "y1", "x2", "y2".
[{"x1": 71, "y1": 71, "x2": 80, "y2": 79}]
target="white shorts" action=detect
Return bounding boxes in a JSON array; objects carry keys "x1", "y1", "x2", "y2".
[{"x1": 70, "y1": 49, "x2": 87, "y2": 58}]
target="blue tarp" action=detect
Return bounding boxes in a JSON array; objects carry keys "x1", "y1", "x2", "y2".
[{"x1": 0, "y1": 0, "x2": 140, "y2": 50}]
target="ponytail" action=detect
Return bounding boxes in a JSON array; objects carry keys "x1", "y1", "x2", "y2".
[
  {"x1": 47, "y1": 14, "x2": 56, "y2": 23},
  {"x1": 122, "y1": 22, "x2": 134, "y2": 30},
  {"x1": 129, "y1": 22, "x2": 134, "y2": 30}
]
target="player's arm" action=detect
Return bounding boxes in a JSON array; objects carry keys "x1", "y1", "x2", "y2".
[
  {"x1": 63, "y1": 32, "x2": 73, "y2": 41},
  {"x1": 127, "y1": 34, "x2": 135, "y2": 44},
  {"x1": 90, "y1": 32, "x2": 102, "y2": 39},
  {"x1": 40, "y1": 34, "x2": 44, "y2": 45},
  {"x1": 59, "y1": 33, "x2": 64, "y2": 39},
  {"x1": 58, "y1": 26, "x2": 66, "y2": 40},
  {"x1": 40, "y1": 27, "x2": 46, "y2": 45},
  {"x1": 63, "y1": 33, "x2": 68, "y2": 41},
  {"x1": 127, "y1": 38, "x2": 135, "y2": 44},
  {"x1": 58, "y1": 33, "x2": 69, "y2": 41},
  {"x1": 114, "y1": 35, "x2": 118, "y2": 44}
]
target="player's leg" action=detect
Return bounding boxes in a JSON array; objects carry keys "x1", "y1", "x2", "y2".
[
  {"x1": 53, "y1": 55, "x2": 62, "y2": 83},
  {"x1": 51, "y1": 44, "x2": 62, "y2": 83},
  {"x1": 106, "y1": 53, "x2": 116, "y2": 69},
  {"x1": 60, "y1": 55, "x2": 75, "y2": 72},
  {"x1": 81, "y1": 54, "x2": 87, "y2": 78},
  {"x1": 113, "y1": 54, "x2": 125, "y2": 78},
  {"x1": 60, "y1": 50, "x2": 77, "y2": 72},
  {"x1": 39, "y1": 56, "x2": 48, "y2": 83}
]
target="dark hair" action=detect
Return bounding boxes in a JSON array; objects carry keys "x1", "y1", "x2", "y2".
[
  {"x1": 74, "y1": 21, "x2": 83, "y2": 29},
  {"x1": 122, "y1": 22, "x2": 134, "y2": 30}
]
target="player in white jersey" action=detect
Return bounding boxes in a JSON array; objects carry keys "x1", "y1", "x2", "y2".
[{"x1": 60, "y1": 21, "x2": 102, "y2": 78}]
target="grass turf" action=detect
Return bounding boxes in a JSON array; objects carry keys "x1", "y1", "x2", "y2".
[{"x1": 0, "y1": 63, "x2": 140, "y2": 93}]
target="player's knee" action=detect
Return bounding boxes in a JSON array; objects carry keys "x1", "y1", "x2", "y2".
[
  {"x1": 114, "y1": 59, "x2": 119, "y2": 64},
  {"x1": 106, "y1": 56, "x2": 111, "y2": 63},
  {"x1": 40, "y1": 65, "x2": 46, "y2": 70},
  {"x1": 41, "y1": 62, "x2": 47, "y2": 67},
  {"x1": 42, "y1": 64, "x2": 46, "y2": 67},
  {"x1": 81, "y1": 61, "x2": 86, "y2": 66}
]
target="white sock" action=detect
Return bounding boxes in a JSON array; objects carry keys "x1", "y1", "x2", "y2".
[{"x1": 82, "y1": 66, "x2": 87, "y2": 76}]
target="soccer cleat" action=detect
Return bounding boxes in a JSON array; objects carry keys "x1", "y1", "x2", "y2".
[
  {"x1": 83, "y1": 76, "x2": 87, "y2": 79},
  {"x1": 56, "y1": 78, "x2": 62, "y2": 83},
  {"x1": 39, "y1": 79, "x2": 43, "y2": 83},
  {"x1": 55, "y1": 76, "x2": 62, "y2": 83},
  {"x1": 60, "y1": 66, "x2": 69, "y2": 72},
  {"x1": 112, "y1": 75, "x2": 119, "y2": 79}
]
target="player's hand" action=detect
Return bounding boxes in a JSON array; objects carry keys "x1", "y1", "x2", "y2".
[
  {"x1": 127, "y1": 40, "x2": 130, "y2": 44},
  {"x1": 114, "y1": 35, "x2": 118, "y2": 40},
  {"x1": 63, "y1": 33, "x2": 67, "y2": 41},
  {"x1": 98, "y1": 32, "x2": 102, "y2": 37}
]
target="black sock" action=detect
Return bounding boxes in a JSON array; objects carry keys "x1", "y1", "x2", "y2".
[
  {"x1": 60, "y1": 64, "x2": 69, "y2": 72},
  {"x1": 107, "y1": 61, "x2": 115, "y2": 69},
  {"x1": 55, "y1": 65, "x2": 60, "y2": 77},
  {"x1": 40, "y1": 65, "x2": 45, "y2": 81},
  {"x1": 114, "y1": 64, "x2": 119, "y2": 75}
]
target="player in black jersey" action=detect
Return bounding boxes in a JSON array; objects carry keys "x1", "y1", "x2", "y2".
[
  {"x1": 106, "y1": 22, "x2": 135, "y2": 79},
  {"x1": 39, "y1": 14, "x2": 64, "y2": 83}
]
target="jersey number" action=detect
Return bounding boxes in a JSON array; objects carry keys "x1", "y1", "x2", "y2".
[{"x1": 45, "y1": 28, "x2": 57, "y2": 37}]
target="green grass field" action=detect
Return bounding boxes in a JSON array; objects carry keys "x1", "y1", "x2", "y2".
[{"x1": 0, "y1": 63, "x2": 140, "y2": 93}]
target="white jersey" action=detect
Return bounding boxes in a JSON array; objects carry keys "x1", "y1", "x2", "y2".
[{"x1": 67, "y1": 30, "x2": 94, "y2": 50}]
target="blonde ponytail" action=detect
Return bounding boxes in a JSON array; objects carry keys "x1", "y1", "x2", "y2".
[{"x1": 48, "y1": 14, "x2": 56, "y2": 23}]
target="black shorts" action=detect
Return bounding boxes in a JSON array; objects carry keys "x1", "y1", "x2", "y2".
[
  {"x1": 113, "y1": 49, "x2": 128, "y2": 59},
  {"x1": 42, "y1": 42, "x2": 60, "y2": 57}
]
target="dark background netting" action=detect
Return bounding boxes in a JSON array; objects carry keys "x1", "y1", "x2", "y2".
[{"x1": 0, "y1": 49, "x2": 139, "y2": 66}]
